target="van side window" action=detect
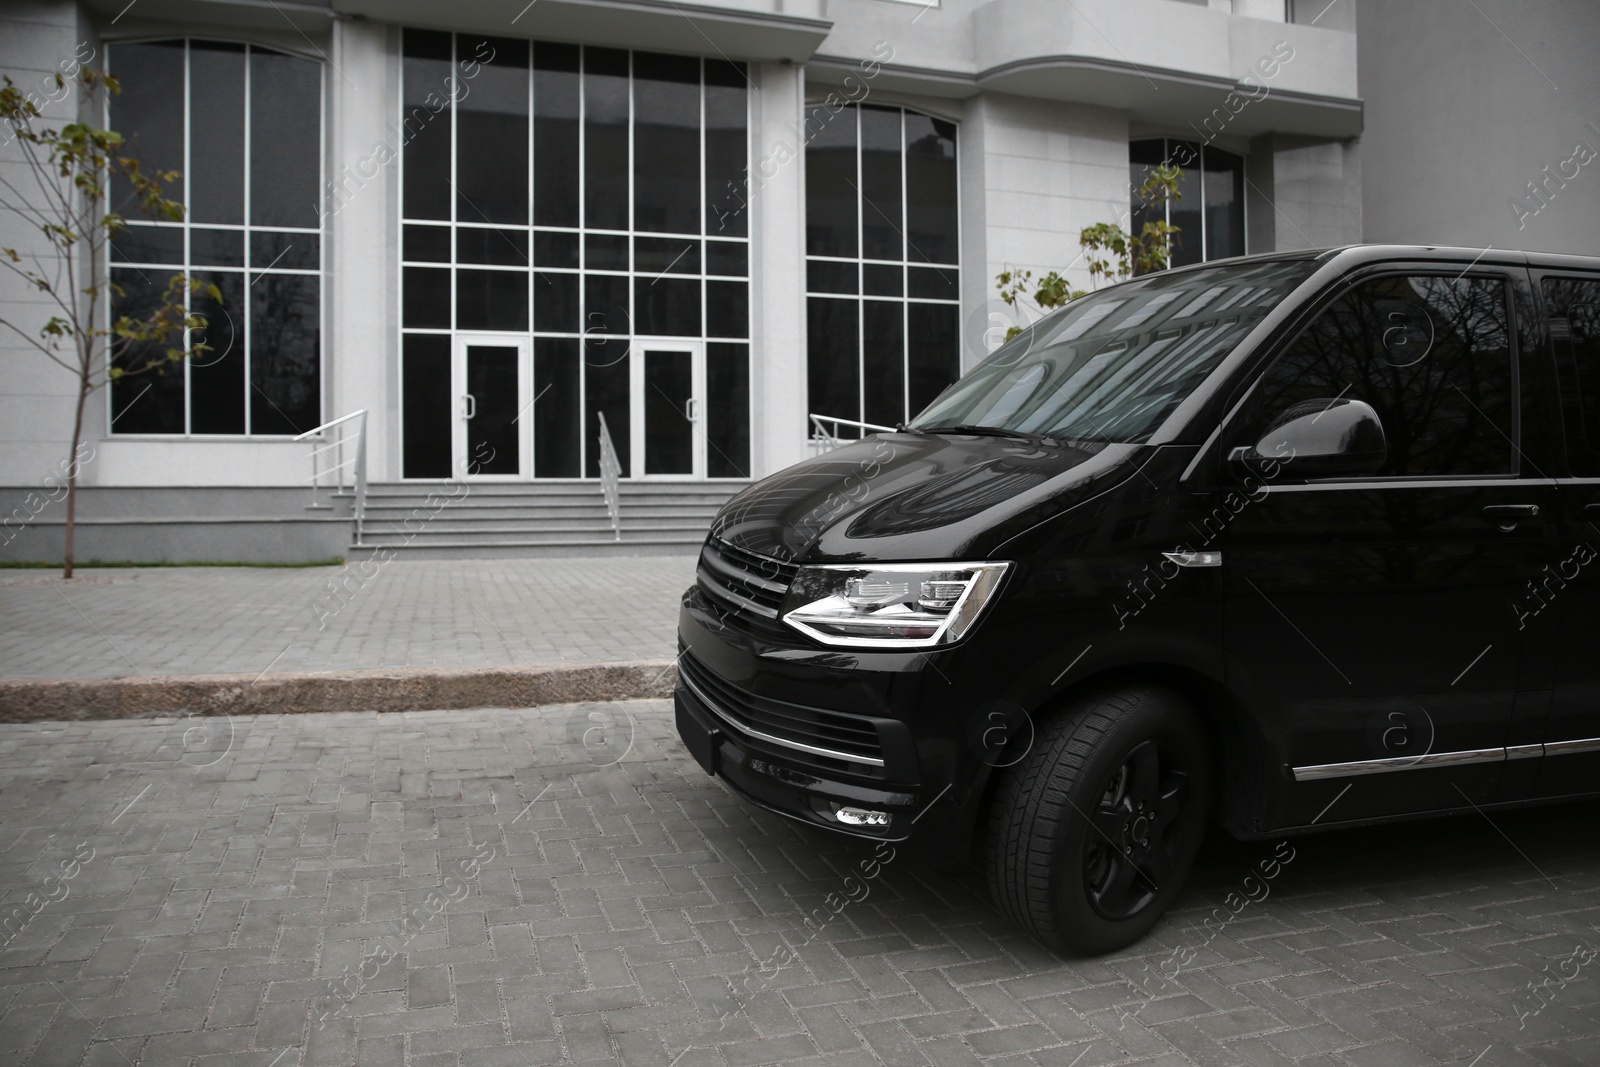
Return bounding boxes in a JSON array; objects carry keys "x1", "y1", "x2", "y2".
[
  {"x1": 1245, "y1": 275, "x2": 1514, "y2": 477},
  {"x1": 1540, "y1": 276, "x2": 1600, "y2": 475}
]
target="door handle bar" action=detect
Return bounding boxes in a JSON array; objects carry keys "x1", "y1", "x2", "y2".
[
  {"x1": 1482, "y1": 503, "x2": 1538, "y2": 530},
  {"x1": 463, "y1": 394, "x2": 476, "y2": 419}
]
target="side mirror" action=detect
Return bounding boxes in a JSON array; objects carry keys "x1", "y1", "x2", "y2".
[{"x1": 1230, "y1": 397, "x2": 1387, "y2": 479}]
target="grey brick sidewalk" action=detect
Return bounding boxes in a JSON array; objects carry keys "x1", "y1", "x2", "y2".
[
  {"x1": 0, "y1": 556, "x2": 697, "y2": 680},
  {"x1": 0, "y1": 700, "x2": 1596, "y2": 1066}
]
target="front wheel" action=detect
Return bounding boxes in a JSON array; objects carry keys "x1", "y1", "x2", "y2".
[{"x1": 987, "y1": 686, "x2": 1211, "y2": 954}]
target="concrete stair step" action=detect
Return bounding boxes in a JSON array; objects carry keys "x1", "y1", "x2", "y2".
[
  {"x1": 362, "y1": 516, "x2": 710, "y2": 533},
  {"x1": 353, "y1": 480, "x2": 739, "y2": 557},
  {"x1": 362, "y1": 504, "x2": 719, "y2": 521},
  {"x1": 362, "y1": 523, "x2": 709, "y2": 545},
  {"x1": 367, "y1": 481, "x2": 745, "y2": 497},
  {"x1": 355, "y1": 539, "x2": 702, "y2": 559}
]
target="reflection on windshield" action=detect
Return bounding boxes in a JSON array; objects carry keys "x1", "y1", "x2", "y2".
[{"x1": 912, "y1": 260, "x2": 1318, "y2": 443}]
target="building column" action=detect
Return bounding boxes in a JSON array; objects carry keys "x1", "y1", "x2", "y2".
[
  {"x1": 749, "y1": 60, "x2": 808, "y2": 480},
  {"x1": 326, "y1": 18, "x2": 397, "y2": 479}
]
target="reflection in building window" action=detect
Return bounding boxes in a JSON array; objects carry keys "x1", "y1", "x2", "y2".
[{"x1": 108, "y1": 39, "x2": 323, "y2": 435}]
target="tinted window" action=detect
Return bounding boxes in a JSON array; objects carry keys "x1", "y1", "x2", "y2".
[
  {"x1": 533, "y1": 43, "x2": 580, "y2": 228},
  {"x1": 456, "y1": 37, "x2": 529, "y2": 225},
  {"x1": 251, "y1": 47, "x2": 321, "y2": 228},
  {"x1": 402, "y1": 31, "x2": 453, "y2": 221},
  {"x1": 1246, "y1": 274, "x2": 1515, "y2": 477},
  {"x1": 805, "y1": 105, "x2": 960, "y2": 429},
  {"x1": 704, "y1": 61, "x2": 748, "y2": 238},
  {"x1": 905, "y1": 113, "x2": 958, "y2": 267},
  {"x1": 1542, "y1": 276, "x2": 1600, "y2": 474},
  {"x1": 584, "y1": 48, "x2": 629, "y2": 231},
  {"x1": 109, "y1": 39, "x2": 322, "y2": 436},
  {"x1": 397, "y1": 32, "x2": 749, "y2": 477},
  {"x1": 860, "y1": 106, "x2": 903, "y2": 262},
  {"x1": 805, "y1": 105, "x2": 857, "y2": 257},
  {"x1": 633, "y1": 52, "x2": 700, "y2": 234},
  {"x1": 189, "y1": 42, "x2": 245, "y2": 225}
]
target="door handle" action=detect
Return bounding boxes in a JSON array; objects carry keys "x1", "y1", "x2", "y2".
[
  {"x1": 463, "y1": 394, "x2": 476, "y2": 419},
  {"x1": 685, "y1": 397, "x2": 698, "y2": 422},
  {"x1": 1482, "y1": 503, "x2": 1539, "y2": 530}
]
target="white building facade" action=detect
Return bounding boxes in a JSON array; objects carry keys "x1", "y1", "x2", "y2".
[{"x1": 0, "y1": 0, "x2": 1362, "y2": 561}]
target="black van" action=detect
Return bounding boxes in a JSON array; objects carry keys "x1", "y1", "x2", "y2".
[{"x1": 674, "y1": 245, "x2": 1600, "y2": 953}]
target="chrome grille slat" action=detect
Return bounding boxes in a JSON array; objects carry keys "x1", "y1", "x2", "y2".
[
  {"x1": 678, "y1": 653, "x2": 886, "y2": 769},
  {"x1": 696, "y1": 538, "x2": 797, "y2": 619},
  {"x1": 699, "y1": 546, "x2": 788, "y2": 595}
]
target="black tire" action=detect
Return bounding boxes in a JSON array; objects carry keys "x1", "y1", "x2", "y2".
[{"x1": 986, "y1": 686, "x2": 1211, "y2": 954}]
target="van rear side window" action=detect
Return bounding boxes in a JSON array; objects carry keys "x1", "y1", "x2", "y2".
[{"x1": 1541, "y1": 276, "x2": 1600, "y2": 474}]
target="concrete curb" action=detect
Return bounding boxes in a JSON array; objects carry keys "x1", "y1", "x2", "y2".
[{"x1": 0, "y1": 661, "x2": 679, "y2": 722}]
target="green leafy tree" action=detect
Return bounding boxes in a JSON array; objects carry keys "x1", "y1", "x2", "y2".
[
  {"x1": 996, "y1": 163, "x2": 1184, "y2": 336},
  {"x1": 0, "y1": 68, "x2": 215, "y2": 577}
]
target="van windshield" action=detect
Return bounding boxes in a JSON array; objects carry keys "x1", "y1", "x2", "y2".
[{"x1": 911, "y1": 259, "x2": 1318, "y2": 444}]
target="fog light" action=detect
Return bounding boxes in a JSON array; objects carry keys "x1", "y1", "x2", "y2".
[{"x1": 832, "y1": 805, "x2": 891, "y2": 828}]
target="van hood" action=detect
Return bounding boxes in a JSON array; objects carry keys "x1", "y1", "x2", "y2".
[{"x1": 709, "y1": 431, "x2": 1140, "y2": 563}]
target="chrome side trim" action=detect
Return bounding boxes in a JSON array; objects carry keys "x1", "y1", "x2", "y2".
[
  {"x1": 1259, "y1": 477, "x2": 1555, "y2": 493},
  {"x1": 678, "y1": 668, "x2": 886, "y2": 768},
  {"x1": 1291, "y1": 746, "x2": 1505, "y2": 781},
  {"x1": 1163, "y1": 550, "x2": 1222, "y2": 568},
  {"x1": 1506, "y1": 743, "x2": 1544, "y2": 760},
  {"x1": 1544, "y1": 736, "x2": 1600, "y2": 756}
]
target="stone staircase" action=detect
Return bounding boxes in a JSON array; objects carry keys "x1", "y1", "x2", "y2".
[{"x1": 355, "y1": 481, "x2": 747, "y2": 558}]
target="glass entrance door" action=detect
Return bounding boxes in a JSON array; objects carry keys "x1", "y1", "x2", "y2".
[
  {"x1": 453, "y1": 336, "x2": 528, "y2": 478},
  {"x1": 632, "y1": 341, "x2": 704, "y2": 478}
]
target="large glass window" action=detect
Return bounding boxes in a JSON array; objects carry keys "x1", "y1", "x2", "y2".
[
  {"x1": 399, "y1": 31, "x2": 750, "y2": 478},
  {"x1": 1130, "y1": 138, "x2": 1245, "y2": 269},
  {"x1": 804, "y1": 104, "x2": 960, "y2": 434},
  {"x1": 107, "y1": 40, "x2": 323, "y2": 435}
]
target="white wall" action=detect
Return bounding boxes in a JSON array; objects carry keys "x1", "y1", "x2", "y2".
[
  {"x1": 0, "y1": 0, "x2": 97, "y2": 490},
  {"x1": 1358, "y1": 0, "x2": 1600, "y2": 254},
  {"x1": 962, "y1": 94, "x2": 1130, "y2": 350},
  {"x1": 1264, "y1": 135, "x2": 1362, "y2": 250}
]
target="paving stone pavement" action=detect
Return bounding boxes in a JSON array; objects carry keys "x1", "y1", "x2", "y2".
[
  {"x1": 0, "y1": 700, "x2": 1597, "y2": 1067},
  {"x1": 0, "y1": 557, "x2": 698, "y2": 680}
]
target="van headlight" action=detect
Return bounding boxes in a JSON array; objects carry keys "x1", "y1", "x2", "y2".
[{"x1": 780, "y1": 562, "x2": 1010, "y2": 648}]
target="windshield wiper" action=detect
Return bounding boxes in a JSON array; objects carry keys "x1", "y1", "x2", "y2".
[{"x1": 914, "y1": 424, "x2": 1054, "y2": 444}]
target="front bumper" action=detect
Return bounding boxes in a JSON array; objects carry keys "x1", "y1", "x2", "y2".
[{"x1": 673, "y1": 584, "x2": 952, "y2": 842}]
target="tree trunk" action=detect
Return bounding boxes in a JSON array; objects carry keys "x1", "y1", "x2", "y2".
[{"x1": 64, "y1": 372, "x2": 88, "y2": 579}]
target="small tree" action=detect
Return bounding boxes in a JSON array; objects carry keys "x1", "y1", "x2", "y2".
[
  {"x1": 996, "y1": 163, "x2": 1184, "y2": 335},
  {"x1": 0, "y1": 69, "x2": 215, "y2": 577}
]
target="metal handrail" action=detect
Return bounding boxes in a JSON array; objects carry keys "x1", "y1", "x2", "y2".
[
  {"x1": 808, "y1": 413, "x2": 896, "y2": 454},
  {"x1": 293, "y1": 409, "x2": 368, "y2": 543},
  {"x1": 596, "y1": 411, "x2": 623, "y2": 542}
]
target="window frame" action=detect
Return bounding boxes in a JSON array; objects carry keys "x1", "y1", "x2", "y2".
[
  {"x1": 396, "y1": 32, "x2": 753, "y2": 480},
  {"x1": 1225, "y1": 267, "x2": 1524, "y2": 482},
  {"x1": 802, "y1": 101, "x2": 963, "y2": 433},
  {"x1": 102, "y1": 36, "x2": 327, "y2": 438}
]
